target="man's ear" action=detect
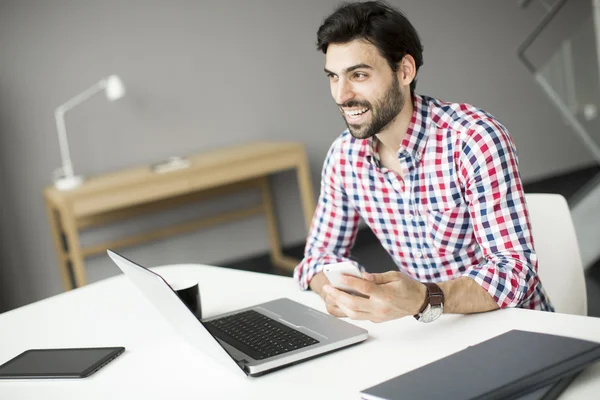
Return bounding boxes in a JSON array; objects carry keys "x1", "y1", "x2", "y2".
[{"x1": 397, "y1": 54, "x2": 416, "y2": 87}]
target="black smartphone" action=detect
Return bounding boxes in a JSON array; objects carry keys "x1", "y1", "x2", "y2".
[{"x1": 0, "y1": 347, "x2": 125, "y2": 379}]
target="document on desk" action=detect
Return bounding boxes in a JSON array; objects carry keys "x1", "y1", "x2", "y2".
[{"x1": 360, "y1": 329, "x2": 600, "y2": 400}]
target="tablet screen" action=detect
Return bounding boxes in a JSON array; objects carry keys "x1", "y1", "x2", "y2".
[{"x1": 0, "y1": 347, "x2": 125, "y2": 379}]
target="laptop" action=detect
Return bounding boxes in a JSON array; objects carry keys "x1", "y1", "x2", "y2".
[{"x1": 107, "y1": 250, "x2": 368, "y2": 377}]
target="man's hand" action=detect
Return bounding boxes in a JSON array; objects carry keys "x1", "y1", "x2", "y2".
[
  {"x1": 323, "y1": 271, "x2": 427, "y2": 322},
  {"x1": 309, "y1": 271, "x2": 347, "y2": 317}
]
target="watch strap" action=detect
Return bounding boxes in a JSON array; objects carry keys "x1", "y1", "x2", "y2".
[{"x1": 416, "y1": 282, "x2": 444, "y2": 316}]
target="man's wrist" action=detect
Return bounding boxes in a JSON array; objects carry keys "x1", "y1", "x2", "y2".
[
  {"x1": 437, "y1": 277, "x2": 499, "y2": 314},
  {"x1": 309, "y1": 271, "x2": 328, "y2": 296},
  {"x1": 413, "y1": 282, "x2": 445, "y2": 322},
  {"x1": 412, "y1": 282, "x2": 428, "y2": 315}
]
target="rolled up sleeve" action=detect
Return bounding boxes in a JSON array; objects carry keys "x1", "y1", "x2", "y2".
[
  {"x1": 458, "y1": 119, "x2": 542, "y2": 309},
  {"x1": 293, "y1": 138, "x2": 361, "y2": 290}
]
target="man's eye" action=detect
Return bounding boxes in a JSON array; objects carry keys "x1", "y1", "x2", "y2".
[{"x1": 354, "y1": 72, "x2": 368, "y2": 79}]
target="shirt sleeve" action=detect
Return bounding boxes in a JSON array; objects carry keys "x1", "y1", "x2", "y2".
[
  {"x1": 458, "y1": 119, "x2": 543, "y2": 309},
  {"x1": 293, "y1": 137, "x2": 361, "y2": 290}
]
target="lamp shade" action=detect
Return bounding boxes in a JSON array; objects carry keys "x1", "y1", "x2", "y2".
[{"x1": 105, "y1": 75, "x2": 125, "y2": 101}]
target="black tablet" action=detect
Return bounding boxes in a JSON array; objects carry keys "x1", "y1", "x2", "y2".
[{"x1": 0, "y1": 347, "x2": 125, "y2": 379}]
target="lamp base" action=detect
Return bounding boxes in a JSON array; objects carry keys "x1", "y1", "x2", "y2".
[{"x1": 54, "y1": 175, "x2": 84, "y2": 191}]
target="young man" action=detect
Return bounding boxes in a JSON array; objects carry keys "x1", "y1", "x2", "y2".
[{"x1": 293, "y1": 1, "x2": 553, "y2": 323}]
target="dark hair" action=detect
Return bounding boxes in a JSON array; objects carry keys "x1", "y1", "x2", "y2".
[{"x1": 316, "y1": 1, "x2": 423, "y2": 93}]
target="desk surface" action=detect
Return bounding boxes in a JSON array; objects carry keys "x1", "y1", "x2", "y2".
[
  {"x1": 1, "y1": 264, "x2": 600, "y2": 399},
  {"x1": 44, "y1": 141, "x2": 306, "y2": 203}
]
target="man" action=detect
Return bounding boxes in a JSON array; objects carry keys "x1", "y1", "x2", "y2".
[{"x1": 293, "y1": 1, "x2": 553, "y2": 323}]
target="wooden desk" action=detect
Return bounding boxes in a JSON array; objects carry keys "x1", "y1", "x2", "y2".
[{"x1": 43, "y1": 141, "x2": 316, "y2": 290}]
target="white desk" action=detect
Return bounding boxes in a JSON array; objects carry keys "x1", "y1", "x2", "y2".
[{"x1": 1, "y1": 265, "x2": 600, "y2": 399}]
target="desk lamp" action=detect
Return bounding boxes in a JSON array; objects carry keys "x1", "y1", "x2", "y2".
[{"x1": 53, "y1": 75, "x2": 126, "y2": 190}]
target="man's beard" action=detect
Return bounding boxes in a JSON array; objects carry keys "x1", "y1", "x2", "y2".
[{"x1": 340, "y1": 75, "x2": 404, "y2": 140}]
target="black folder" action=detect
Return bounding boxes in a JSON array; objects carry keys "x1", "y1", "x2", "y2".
[{"x1": 360, "y1": 330, "x2": 600, "y2": 400}]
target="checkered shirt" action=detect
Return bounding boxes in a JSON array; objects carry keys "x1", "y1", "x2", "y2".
[{"x1": 294, "y1": 94, "x2": 553, "y2": 311}]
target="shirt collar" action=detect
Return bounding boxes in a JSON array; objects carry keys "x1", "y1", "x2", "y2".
[
  {"x1": 399, "y1": 93, "x2": 431, "y2": 162},
  {"x1": 365, "y1": 135, "x2": 379, "y2": 165},
  {"x1": 365, "y1": 93, "x2": 433, "y2": 165}
]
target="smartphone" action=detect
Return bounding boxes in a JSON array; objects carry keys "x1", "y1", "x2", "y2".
[{"x1": 323, "y1": 262, "x2": 368, "y2": 298}]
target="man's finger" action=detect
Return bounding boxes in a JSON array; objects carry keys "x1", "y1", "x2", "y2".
[
  {"x1": 325, "y1": 293, "x2": 339, "y2": 307},
  {"x1": 368, "y1": 271, "x2": 402, "y2": 285},
  {"x1": 326, "y1": 285, "x2": 371, "y2": 312},
  {"x1": 321, "y1": 288, "x2": 347, "y2": 317},
  {"x1": 326, "y1": 304, "x2": 346, "y2": 317},
  {"x1": 340, "y1": 275, "x2": 376, "y2": 297},
  {"x1": 336, "y1": 302, "x2": 372, "y2": 320}
]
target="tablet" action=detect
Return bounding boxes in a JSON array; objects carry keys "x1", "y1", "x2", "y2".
[{"x1": 0, "y1": 347, "x2": 125, "y2": 379}]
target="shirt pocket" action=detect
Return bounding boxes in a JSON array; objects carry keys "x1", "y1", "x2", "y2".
[{"x1": 420, "y1": 201, "x2": 472, "y2": 256}]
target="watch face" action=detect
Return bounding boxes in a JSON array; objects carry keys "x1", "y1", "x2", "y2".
[{"x1": 420, "y1": 305, "x2": 443, "y2": 323}]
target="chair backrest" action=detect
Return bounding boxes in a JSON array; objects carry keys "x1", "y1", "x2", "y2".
[{"x1": 525, "y1": 193, "x2": 587, "y2": 316}]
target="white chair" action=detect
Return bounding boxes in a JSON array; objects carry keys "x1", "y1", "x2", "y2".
[{"x1": 525, "y1": 193, "x2": 587, "y2": 316}]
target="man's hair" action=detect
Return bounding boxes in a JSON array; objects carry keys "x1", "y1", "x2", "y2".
[{"x1": 316, "y1": 1, "x2": 424, "y2": 93}]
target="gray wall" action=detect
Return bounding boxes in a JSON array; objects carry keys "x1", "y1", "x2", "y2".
[
  {"x1": 537, "y1": 0, "x2": 600, "y2": 149},
  {"x1": 0, "y1": 0, "x2": 595, "y2": 312}
]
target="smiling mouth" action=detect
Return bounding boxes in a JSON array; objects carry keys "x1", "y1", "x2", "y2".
[
  {"x1": 343, "y1": 107, "x2": 370, "y2": 117},
  {"x1": 343, "y1": 107, "x2": 371, "y2": 125}
]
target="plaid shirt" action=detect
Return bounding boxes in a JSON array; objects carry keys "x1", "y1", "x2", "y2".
[{"x1": 294, "y1": 94, "x2": 553, "y2": 311}]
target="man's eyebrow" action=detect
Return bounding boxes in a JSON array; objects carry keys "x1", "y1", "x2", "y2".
[{"x1": 324, "y1": 63, "x2": 373, "y2": 75}]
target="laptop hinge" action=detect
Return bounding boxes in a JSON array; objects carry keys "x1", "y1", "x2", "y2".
[{"x1": 236, "y1": 359, "x2": 250, "y2": 374}]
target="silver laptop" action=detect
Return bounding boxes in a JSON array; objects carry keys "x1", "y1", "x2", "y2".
[{"x1": 107, "y1": 250, "x2": 368, "y2": 377}]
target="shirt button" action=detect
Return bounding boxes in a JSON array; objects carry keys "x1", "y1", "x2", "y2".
[
  {"x1": 406, "y1": 214, "x2": 414, "y2": 222},
  {"x1": 415, "y1": 153, "x2": 422, "y2": 161},
  {"x1": 414, "y1": 251, "x2": 423, "y2": 258}
]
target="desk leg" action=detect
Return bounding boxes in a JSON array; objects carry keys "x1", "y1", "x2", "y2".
[
  {"x1": 45, "y1": 202, "x2": 74, "y2": 291},
  {"x1": 295, "y1": 152, "x2": 316, "y2": 231},
  {"x1": 260, "y1": 177, "x2": 298, "y2": 271},
  {"x1": 58, "y1": 207, "x2": 88, "y2": 289}
]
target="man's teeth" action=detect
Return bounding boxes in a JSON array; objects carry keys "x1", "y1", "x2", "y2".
[{"x1": 345, "y1": 108, "x2": 369, "y2": 116}]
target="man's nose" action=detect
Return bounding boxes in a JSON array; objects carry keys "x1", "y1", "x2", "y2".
[{"x1": 334, "y1": 80, "x2": 354, "y2": 105}]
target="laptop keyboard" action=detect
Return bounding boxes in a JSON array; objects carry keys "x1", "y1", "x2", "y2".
[{"x1": 204, "y1": 309, "x2": 320, "y2": 360}]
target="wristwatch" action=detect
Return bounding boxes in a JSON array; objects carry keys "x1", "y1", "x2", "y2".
[{"x1": 414, "y1": 282, "x2": 444, "y2": 323}]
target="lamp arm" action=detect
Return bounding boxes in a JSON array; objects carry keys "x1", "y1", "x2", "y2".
[
  {"x1": 56, "y1": 79, "x2": 108, "y2": 114},
  {"x1": 54, "y1": 109, "x2": 75, "y2": 178},
  {"x1": 54, "y1": 79, "x2": 108, "y2": 178}
]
